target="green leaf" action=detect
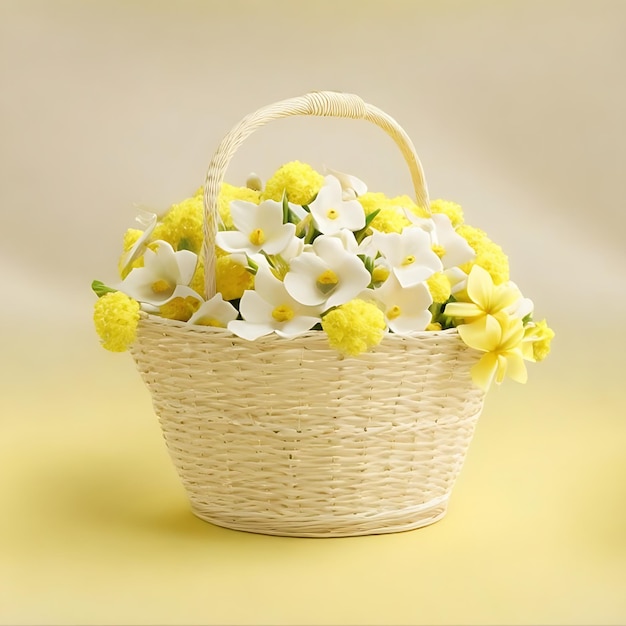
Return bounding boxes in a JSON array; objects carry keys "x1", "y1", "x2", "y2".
[
  {"x1": 354, "y1": 209, "x2": 380, "y2": 244},
  {"x1": 363, "y1": 208, "x2": 381, "y2": 228},
  {"x1": 245, "y1": 256, "x2": 258, "y2": 274},
  {"x1": 91, "y1": 280, "x2": 117, "y2": 298},
  {"x1": 177, "y1": 238, "x2": 193, "y2": 252},
  {"x1": 304, "y1": 223, "x2": 320, "y2": 245},
  {"x1": 357, "y1": 254, "x2": 374, "y2": 274}
]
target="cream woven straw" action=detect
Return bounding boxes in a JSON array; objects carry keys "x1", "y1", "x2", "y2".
[{"x1": 130, "y1": 91, "x2": 486, "y2": 537}]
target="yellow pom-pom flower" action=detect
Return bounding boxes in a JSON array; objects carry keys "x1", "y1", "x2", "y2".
[
  {"x1": 357, "y1": 192, "x2": 414, "y2": 233},
  {"x1": 457, "y1": 224, "x2": 510, "y2": 285},
  {"x1": 370, "y1": 207, "x2": 411, "y2": 234},
  {"x1": 159, "y1": 296, "x2": 202, "y2": 322},
  {"x1": 261, "y1": 161, "x2": 324, "y2": 205},
  {"x1": 523, "y1": 319, "x2": 555, "y2": 362},
  {"x1": 426, "y1": 272, "x2": 452, "y2": 304},
  {"x1": 216, "y1": 254, "x2": 255, "y2": 301},
  {"x1": 390, "y1": 194, "x2": 427, "y2": 218},
  {"x1": 122, "y1": 228, "x2": 142, "y2": 252},
  {"x1": 430, "y1": 199, "x2": 464, "y2": 227},
  {"x1": 152, "y1": 195, "x2": 204, "y2": 253},
  {"x1": 322, "y1": 299, "x2": 386, "y2": 356},
  {"x1": 93, "y1": 291, "x2": 140, "y2": 352},
  {"x1": 189, "y1": 256, "x2": 205, "y2": 299},
  {"x1": 357, "y1": 192, "x2": 387, "y2": 216},
  {"x1": 118, "y1": 229, "x2": 145, "y2": 278}
]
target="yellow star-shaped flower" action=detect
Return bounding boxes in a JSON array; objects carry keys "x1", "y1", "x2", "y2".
[
  {"x1": 445, "y1": 264, "x2": 520, "y2": 324},
  {"x1": 459, "y1": 314, "x2": 527, "y2": 391}
]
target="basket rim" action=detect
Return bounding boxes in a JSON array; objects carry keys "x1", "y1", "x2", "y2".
[{"x1": 137, "y1": 311, "x2": 461, "y2": 343}]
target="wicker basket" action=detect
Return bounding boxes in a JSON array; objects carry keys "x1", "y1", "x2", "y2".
[{"x1": 129, "y1": 91, "x2": 486, "y2": 537}]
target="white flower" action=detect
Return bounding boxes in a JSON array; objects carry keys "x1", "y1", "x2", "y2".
[
  {"x1": 367, "y1": 274, "x2": 433, "y2": 334},
  {"x1": 120, "y1": 209, "x2": 157, "y2": 274},
  {"x1": 325, "y1": 227, "x2": 360, "y2": 253},
  {"x1": 280, "y1": 234, "x2": 305, "y2": 261},
  {"x1": 445, "y1": 267, "x2": 469, "y2": 295},
  {"x1": 308, "y1": 175, "x2": 366, "y2": 235},
  {"x1": 215, "y1": 198, "x2": 297, "y2": 256},
  {"x1": 118, "y1": 239, "x2": 201, "y2": 307},
  {"x1": 373, "y1": 229, "x2": 442, "y2": 288},
  {"x1": 506, "y1": 283, "x2": 534, "y2": 320},
  {"x1": 228, "y1": 266, "x2": 321, "y2": 340},
  {"x1": 188, "y1": 293, "x2": 239, "y2": 328},
  {"x1": 407, "y1": 212, "x2": 475, "y2": 268},
  {"x1": 323, "y1": 167, "x2": 368, "y2": 199},
  {"x1": 283, "y1": 235, "x2": 372, "y2": 308}
]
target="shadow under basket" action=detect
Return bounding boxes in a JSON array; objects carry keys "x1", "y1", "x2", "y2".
[{"x1": 130, "y1": 316, "x2": 485, "y2": 538}]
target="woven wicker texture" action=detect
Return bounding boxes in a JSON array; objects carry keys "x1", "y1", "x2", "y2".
[
  {"x1": 131, "y1": 320, "x2": 485, "y2": 537},
  {"x1": 130, "y1": 91, "x2": 486, "y2": 537}
]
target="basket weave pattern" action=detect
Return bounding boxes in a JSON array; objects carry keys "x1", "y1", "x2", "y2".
[
  {"x1": 130, "y1": 91, "x2": 487, "y2": 537},
  {"x1": 131, "y1": 318, "x2": 484, "y2": 537}
]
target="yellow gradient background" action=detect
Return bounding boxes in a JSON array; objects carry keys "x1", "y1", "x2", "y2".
[{"x1": 1, "y1": 1, "x2": 625, "y2": 624}]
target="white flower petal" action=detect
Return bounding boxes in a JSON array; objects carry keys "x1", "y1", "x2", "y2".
[
  {"x1": 309, "y1": 176, "x2": 365, "y2": 235},
  {"x1": 387, "y1": 310, "x2": 432, "y2": 335},
  {"x1": 228, "y1": 320, "x2": 274, "y2": 341},
  {"x1": 229, "y1": 200, "x2": 262, "y2": 234},
  {"x1": 394, "y1": 260, "x2": 440, "y2": 288},
  {"x1": 188, "y1": 294, "x2": 238, "y2": 326},
  {"x1": 253, "y1": 266, "x2": 290, "y2": 303},
  {"x1": 508, "y1": 293, "x2": 534, "y2": 319},
  {"x1": 431, "y1": 214, "x2": 475, "y2": 267},
  {"x1": 284, "y1": 236, "x2": 371, "y2": 309},
  {"x1": 174, "y1": 249, "x2": 199, "y2": 285},
  {"x1": 328, "y1": 228, "x2": 359, "y2": 253},
  {"x1": 215, "y1": 230, "x2": 257, "y2": 254},
  {"x1": 238, "y1": 289, "x2": 275, "y2": 324},
  {"x1": 324, "y1": 168, "x2": 368, "y2": 198},
  {"x1": 373, "y1": 229, "x2": 442, "y2": 288},
  {"x1": 445, "y1": 267, "x2": 468, "y2": 294},
  {"x1": 118, "y1": 266, "x2": 164, "y2": 303},
  {"x1": 326, "y1": 255, "x2": 371, "y2": 309},
  {"x1": 149, "y1": 241, "x2": 181, "y2": 281},
  {"x1": 370, "y1": 276, "x2": 433, "y2": 335},
  {"x1": 281, "y1": 235, "x2": 305, "y2": 261},
  {"x1": 121, "y1": 211, "x2": 157, "y2": 273},
  {"x1": 284, "y1": 254, "x2": 330, "y2": 306},
  {"x1": 218, "y1": 199, "x2": 295, "y2": 256},
  {"x1": 162, "y1": 285, "x2": 203, "y2": 306},
  {"x1": 117, "y1": 240, "x2": 199, "y2": 307},
  {"x1": 261, "y1": 223, "x2": 297, "y2": 255},
  {"x1": 275, "y1": 316, "x2": 321, "y2": 338}
]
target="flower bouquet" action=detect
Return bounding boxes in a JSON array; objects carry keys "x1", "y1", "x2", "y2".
[{"x1": 92, "y1": 92, "x2": 553, "y2": 537}]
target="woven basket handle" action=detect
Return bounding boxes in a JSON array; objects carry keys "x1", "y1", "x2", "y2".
[{"x1": 202, "y1": 90, "x2": 430, "y2": 298}]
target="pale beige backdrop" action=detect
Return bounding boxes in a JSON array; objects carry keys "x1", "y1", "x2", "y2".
[{"x1": 1, "y1": 1, "x2": 625, "y2": 625}]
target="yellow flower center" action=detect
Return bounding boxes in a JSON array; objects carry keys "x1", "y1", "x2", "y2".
[
  {"x1": 196, "y1": 317, "x2": 226, "y2": 328},
  {"x1": 432, "y1": 244, "x2": 446, "y2": 259},
  {"x1": 326, "y1": 208, "x2": 340, "y2": 220},
  {"x1": 387, "y1": 305, "x2": 402, "y2": 320},
  {"x1": 371, "y1": 266, "x2": 390, "y2": 283},
  {"x1": 401, "y1": 255, "x2": 415, "y2": 266},
  {"x1": 272, "y1": 304, "x2": 295, "y2": 322},
  {"x1": 316, "y1": 269, "x2": 339, "y2": 294},
  {"x1": 249, "y1": 228, "x2": 266, "y2": 246},
  {"x1": 151, "y1": 279, "x2": 172, "y2": 294}
]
